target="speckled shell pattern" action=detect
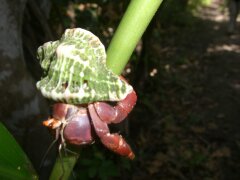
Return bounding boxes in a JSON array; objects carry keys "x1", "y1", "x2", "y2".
[{"x1": 36, "y1": 28, "x2": 133, "y2": 104}]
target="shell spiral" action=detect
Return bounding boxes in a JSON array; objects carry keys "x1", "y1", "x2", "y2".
[{"x1": 36, "y1": 28, "x2": 132, "y2": 104}]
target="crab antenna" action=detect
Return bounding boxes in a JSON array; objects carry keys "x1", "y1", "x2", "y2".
[
  {"x1": 58, "y1": 144, "x2": 65, "y2": 179},
  {"x1": 39, "y1": 136, "x2": 59, "y2": 170},
  {"x1": 39, "y1": 126, "x2": 61, "y2": 170}
]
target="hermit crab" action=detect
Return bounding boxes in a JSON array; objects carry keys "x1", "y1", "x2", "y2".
[{"x1": 37, "y1": 28, "x2": 137, "y2": 159}]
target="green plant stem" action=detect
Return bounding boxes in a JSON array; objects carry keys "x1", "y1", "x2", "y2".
[
  {"x1": 49, "y1": 0, "x2": 162, "y2": 179},
  {"x1": 107, "y1": 0, "x2": 163, "y2": 75},
  {"x1": 49, "y1": 154, "x2": 79, "y2": 180}
]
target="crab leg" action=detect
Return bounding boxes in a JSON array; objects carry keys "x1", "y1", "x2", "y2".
[
  {"x1": 88, "y1": 104, "x2": 135, "y2": 159},
  {"x1": 93, "y1": 90, "x2": 137, "y2": 124}
]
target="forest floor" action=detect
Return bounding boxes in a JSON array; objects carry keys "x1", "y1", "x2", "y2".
[{"x1": 129, "y1": 1, "x2": 240, "y2": 180}]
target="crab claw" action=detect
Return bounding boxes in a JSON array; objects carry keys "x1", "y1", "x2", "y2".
[
  {"x1": 100, "y1": 133, "x2": 135, "y2": 159},
  {"x1": 63, "y1": 107, "x2": 93, "y2": 145},
  {"x1": 88, "y1": 104, "x2": 135, "y2": 159},
  {"x1": 94, "y1": 90, "x2": 137, "y2": 124}
]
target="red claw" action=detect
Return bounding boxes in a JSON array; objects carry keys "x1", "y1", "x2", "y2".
[
  {"x1": 88, "y1": 104, "x2": 135, "y2": 159},
  {"x1": 63, "y1": 107, "x2": 93, "y2": 145},
  {"x1": 100, "y1": 134, "x2": 135, "y2": 159},
  {"x1": 94, "y1": 90, "x2": 137, "y2": 124}
]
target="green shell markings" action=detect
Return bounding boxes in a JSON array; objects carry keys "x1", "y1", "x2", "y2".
[{"x1": 36, "y1": 28, "x2": 133, "y2": 104}]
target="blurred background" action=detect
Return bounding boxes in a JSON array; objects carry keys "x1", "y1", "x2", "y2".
[{"x1": 1, "y1": 0, "x2": 240, "y2": 179}]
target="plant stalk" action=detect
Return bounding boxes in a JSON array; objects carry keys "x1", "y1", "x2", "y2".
[
  {"x1": 107, "y1": 0, "x2": 163, "y2": 75},
  {"x1": 49, "y1": 153, "x2": 79, "y2": 180}
]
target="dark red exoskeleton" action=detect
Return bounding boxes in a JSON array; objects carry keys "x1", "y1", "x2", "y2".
[{"x1": 43, "y1": 89, "x2": 137, "y2": 159}]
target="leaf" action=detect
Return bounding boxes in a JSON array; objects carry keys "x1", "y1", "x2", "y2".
[{"x1": 0, "y1": 122, "x2": 38, "y2": 179}]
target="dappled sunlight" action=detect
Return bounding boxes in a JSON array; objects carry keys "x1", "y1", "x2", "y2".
[
  {"x1": 194, "y1": 0, "x2": 227, "y2": 22},
  {"x1": 207, "y1": 44, "x2": 240, "y2": 53},
  {"x1": 149, "y1": 68, "x2": 158, "y2": 77},
  {"x1": 230, "y1": 80, "x2": 240, "y2": 90}
]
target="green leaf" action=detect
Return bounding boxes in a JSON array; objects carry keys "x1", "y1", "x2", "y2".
[
  {"x1": 49, "y1": 154, "x2": 79, "y2": 180},
  {"x1": 0, "y1": 122, "x2": 38, "y2": 179}
]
